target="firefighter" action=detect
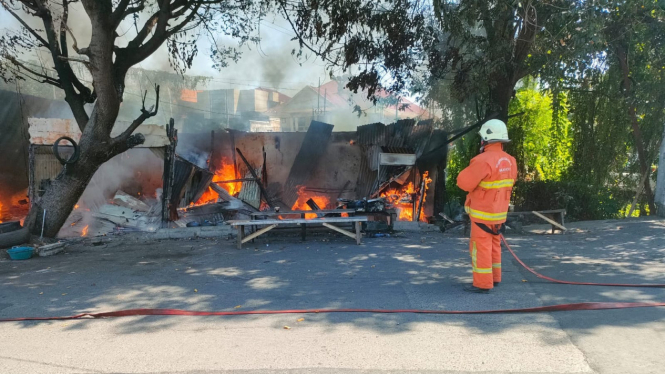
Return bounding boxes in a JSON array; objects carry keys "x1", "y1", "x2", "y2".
[{"x1": 456, "y1": 119, "x2": 517, "y2": 293}]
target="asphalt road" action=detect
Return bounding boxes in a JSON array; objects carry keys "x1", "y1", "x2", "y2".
[{"x1": 1, "y1": 218, "x2": 664, "y2": 373}]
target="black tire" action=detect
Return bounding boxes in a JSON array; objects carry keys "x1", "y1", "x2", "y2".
[
  {"x1": 0, "y1": 221, "x2": 22, "y2": 234},
  {"x1": 53, "y1": 136, "x2": 80, "y2": 165}
]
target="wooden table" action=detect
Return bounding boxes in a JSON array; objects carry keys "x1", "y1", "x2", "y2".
[{"x1": 228, "y1": 216, "x2": 368, "y2": 249}]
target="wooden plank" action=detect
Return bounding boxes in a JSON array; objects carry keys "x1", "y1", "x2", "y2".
[
  {"x1": 228, "y1": 217, "x2": 368, "y2": 226},
  {"x1": 301, "y1": 213, "x2": 306, "y2": 241},
  {"x1": 241, "y1": 224, "x2": 278, "y2": 244},
  {"x1": 532, "y1": 211, "x2": 567, "y2": 231},
  {"x1": 538, "y1": 209, "x2": 567, "y2": 214},
  {"x1": 322, "y1": 223, "x2": 356, "y2": 239},
  {"x1": 237, "y1": 226, "x2": 244, "y2": 249}
]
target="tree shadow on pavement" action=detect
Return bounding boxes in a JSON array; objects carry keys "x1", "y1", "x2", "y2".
[{"x1": 1, "y1": 220, "x2": 664, "y2": 344}]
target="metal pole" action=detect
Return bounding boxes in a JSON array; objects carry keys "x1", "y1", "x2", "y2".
[{"x1": 40, "y1": 209, "x2": 46, "y2": 239}]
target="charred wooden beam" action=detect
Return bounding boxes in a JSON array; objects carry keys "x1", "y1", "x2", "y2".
[
  {"x1": 306, "y1": 198, "x2": 321, "y2": 211},
  {"x1": 235, "y1": 148, "x2": 274, "y2": 208},
  {"x1": 214, "y1": 178, "x2": 257, "y2": 184}
]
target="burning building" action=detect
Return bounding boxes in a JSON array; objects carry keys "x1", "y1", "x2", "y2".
[{"x1": 175, "y1": 118, "x2": 448, "y2": 226}]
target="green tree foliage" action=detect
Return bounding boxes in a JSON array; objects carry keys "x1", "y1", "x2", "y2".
[
  {"x1": 508, "y1": 83, "x2": 572, "y2": 181},
  {"x1": 428, "y1": 0, "x2": 580, "y2": 121}
]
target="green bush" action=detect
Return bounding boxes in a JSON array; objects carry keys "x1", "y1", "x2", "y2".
[{"x1": 511, "y1": 181, "x2": 634, "y2": 221}]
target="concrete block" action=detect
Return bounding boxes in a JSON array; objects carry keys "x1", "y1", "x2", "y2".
[{"x1": 37, "y1": 242, "x2": 66, "y2": 257}]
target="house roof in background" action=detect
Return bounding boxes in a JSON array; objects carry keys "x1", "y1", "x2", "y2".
[{"x1": 266, "y1": 79, "x2": 431, "y2": 120}]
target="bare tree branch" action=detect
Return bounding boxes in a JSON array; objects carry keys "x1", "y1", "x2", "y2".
[
  {"x1": 4, "y1": 57, "x2": 62, "y2": 87},
  {"x1": 1, "y1": 3, "x2": 49, "y2": 47},
  {"x1": 112, "y1": 0, "x2": 146, "y2": 29},
  {"x1": 58, "y1": 55, "x2": 90, "y2": 64},
  {"x1": 114, "y1": 84, "x2": 160, "y2": 143}
]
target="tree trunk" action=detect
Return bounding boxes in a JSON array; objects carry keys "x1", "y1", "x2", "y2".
[
  {"x1": 615, "y1": 45, "x2": 656, "y2": 214},
  {"x1": 628, "y1": 107, "x2": 656, "y2": 214},
  {"x1": 24, "y1": 147, "x2": 105, "y2": 237},
  {"x1": 655, "y1": 122, "x2": 665, "y2": 216},
  {"x1": 488, "y1": 83, "x2": 512, "y2": 123},
  {"x1": 24, "y1": 111, "x2": 120, "y2": 237}
]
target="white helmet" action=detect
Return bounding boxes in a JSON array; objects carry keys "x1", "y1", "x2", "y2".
[{"x1": 479, "y1": 119, "x2": 510, "y2": 143}]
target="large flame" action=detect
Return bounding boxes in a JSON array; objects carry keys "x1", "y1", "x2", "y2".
[
  {"x1": 194, "y1": 187, "x2": 219, "y2": 206},
  {"x1": 193, "y1": 157, "x2": 242, "y2": 206},
  {"x1": 211, "y1": 157, "x2": 241, "y2": 195},
  {"x1": 291, "y1": 185, "x2": 330, "y2": 219},
  {"x1": 418, "y1": 171, "x2": 433, "y2": 221},
  {"x1": 381, "y1": 182, "x2": 416, "y2": 221}
]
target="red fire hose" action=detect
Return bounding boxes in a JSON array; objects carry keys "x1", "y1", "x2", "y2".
[
  {"x1": 1, "y1": 235, "x2": 664, "y2": 323},
  {"x1": 500, "y1": 235, "x2": 665, "y2": 288}
]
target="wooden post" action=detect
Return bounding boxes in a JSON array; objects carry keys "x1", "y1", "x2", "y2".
[
  {"x1": 301, "y1": 213, "x2": 306, "y2": 241},
  {"x1": 415, "y1": 171, "x2": 427, "y2": 222},
  {"x1": 355, "y1": 221, "x2": 362, "y2": 245},
  {"x1": 28, "y1": 144, "x2": 35, "y2": 205},
  {"x1": 237, "y1": 225, "x2": 245, "y2": 249}
]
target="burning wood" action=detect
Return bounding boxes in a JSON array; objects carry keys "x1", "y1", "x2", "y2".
[
  {"x1": 0, "y1": 190, "x2": 30, "y2": 224},
  {"x1": 379, "y1": 172, "x2": 432, "y2": 222},
  {"x1": 291, "y1": 186, "x2": 330, "y2": 219},
  {"x1": 192, "y1": 157, "x2": 243, "y2": 206},
  {"x1": 193, "y1": 187, "x2": 219, "y2": 206},
  {"x1": 211, "y1": 157, "x2": 242, "y2": 195}
]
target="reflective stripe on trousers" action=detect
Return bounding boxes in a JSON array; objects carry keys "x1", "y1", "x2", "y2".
[
  {"x1": 469, "y1": 223, "x2": 502, "y2": 289},
  {"x1": 472, "y1": 243, "x2": 492, "y2": 274}
]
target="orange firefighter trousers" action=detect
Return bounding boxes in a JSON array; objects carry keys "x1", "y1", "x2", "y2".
[{"x1": 469, "y1": 222, "x2": 502, "y2": 289}]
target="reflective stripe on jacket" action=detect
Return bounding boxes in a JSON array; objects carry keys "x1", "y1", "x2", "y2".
[{"x1": 456, "y1": 143, "x2": 517, "y2": 225}]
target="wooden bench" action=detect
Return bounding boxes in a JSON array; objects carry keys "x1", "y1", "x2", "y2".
[
  {"x1": 463, "y1": 209, "x2": 567, "y2": 235},
  {"x1": 227, "y1": 216, "x2": 368, "y2": 249}
]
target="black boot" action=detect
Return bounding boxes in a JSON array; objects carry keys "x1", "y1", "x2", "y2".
[
  {"x1": 463, "y1": 285, "x2": 490, "y2": 294},
  {"x1": 493, "y1": 282, "x2": 500, "y2": 287}
]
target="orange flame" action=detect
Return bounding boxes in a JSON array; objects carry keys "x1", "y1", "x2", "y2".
[
  {"x1": 193, "y1": 157, "x2": 242, "y2": 206},
  {"x1": 211, "y1": 157, "x2": 241, "y2": 195},
  {"x1": 194, "y1": 187, "x2": 219, "y2": 206},
  {"x1": 291, "y1": 186, "x2": 330, "y2": 219},
  {"x1": 81, "y1": 225, "x2": 89, "y2": 237},
  {"x1": 418, "y1": 171, "x2": 433, "y2": 221},
  {"x1": 74, "y1": 204, "x2": 79, "y2": 210},
  {"x1": 380, "y1": 172, "x2": 432, "y2": 222}
]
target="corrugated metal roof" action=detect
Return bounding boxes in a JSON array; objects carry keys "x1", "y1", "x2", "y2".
[{"x1": 355, "y1": 119, "x2": 443, "y2": 198}]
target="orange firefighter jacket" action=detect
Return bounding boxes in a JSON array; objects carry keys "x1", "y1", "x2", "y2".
[{"x1": 456, "y1": 143, "x2": 517, "y2": 225}]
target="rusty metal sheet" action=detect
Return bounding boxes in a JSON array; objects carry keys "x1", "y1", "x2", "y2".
[{"x1": 281, "y1": 120, "x2": 334, "y2": 207}]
